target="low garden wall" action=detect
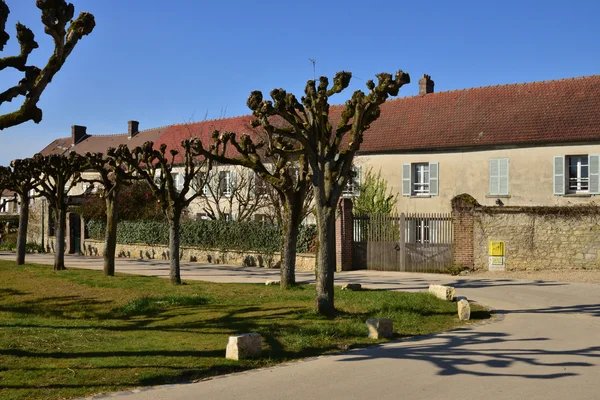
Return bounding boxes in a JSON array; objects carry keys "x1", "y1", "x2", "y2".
[
  {"x1": 452, "y1": 194, "x2": 600, "y2": 271},
  {"x1": 82, "y1": 239, "x2": 316, "y2": 270},
  {"x1": 84, "y1": 219, "x2": 317, "y2": 270}
]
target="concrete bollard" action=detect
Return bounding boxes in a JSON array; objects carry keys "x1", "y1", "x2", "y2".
[
  {"x1": 226, "y1": 333, "x2": 263, "y2": 360},
  {"x1": 341, "y1": 283, "x2": 362, "y2": 291},
  {"x1": 366, "y1": 318, "x2": 394, "y2": 339},
  {"x1": 428, "y1": 284, "x2": 456, "y2": 301},
  {"x1": 457, "y1": 299, "x2": 471, "y2": 321}
]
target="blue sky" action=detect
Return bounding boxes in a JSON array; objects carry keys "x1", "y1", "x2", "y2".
[{"x1": 0, "y1": 0, "x2": 598, "y2": 166}]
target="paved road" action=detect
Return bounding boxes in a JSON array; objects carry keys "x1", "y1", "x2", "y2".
[{"x1": 2, "y1": 253, "x2": 600, "y2": 400}]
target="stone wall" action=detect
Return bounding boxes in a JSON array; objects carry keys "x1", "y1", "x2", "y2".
[
  {"x1": 82, "y1": 239, "x2": 316, "y2": 271},
  {"x1": 472, "y1": 209, "x2": 600, "y2": 271}
]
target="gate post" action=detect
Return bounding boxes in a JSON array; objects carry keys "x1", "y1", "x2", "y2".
[
  {"x1": 451, "y1": 194, "x2": 478, "y2": 269},
  {"x1": 336, "y1": 198, "x2": 353, "y2": 272}
]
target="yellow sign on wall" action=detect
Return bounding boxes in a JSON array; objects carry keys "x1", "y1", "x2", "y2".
[{"x1": 489, "y1": 241, "x2": 505, "y2": 256}]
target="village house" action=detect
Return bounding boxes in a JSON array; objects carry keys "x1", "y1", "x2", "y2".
[{"x1": 26, "y1": 74, "x2": 600, "y2": 268}]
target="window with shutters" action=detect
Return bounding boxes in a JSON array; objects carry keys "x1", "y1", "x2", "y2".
[
  {"x1": 489, "y1": 158, "x2": 509, "y2": 195},
  {"x1": 554, "y1": 155, "x2": 599, "y2": 195},
  {"x1": 402, "y1": 162, "x2": 438, "y2": 196},
  {"x1": 342, "y1": 166, "x2": 361, "y2": 197}
]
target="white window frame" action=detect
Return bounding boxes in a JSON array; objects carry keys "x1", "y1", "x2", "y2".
[
  {"x1": 219, "y1": 171, "x2": 232, "y2": 197},
  {"x1": 413, "y1": 163, "x2": 430, "y2": 196},
  {"x1": 567, "y1": 155, "x2": 589, "y2": 194}
]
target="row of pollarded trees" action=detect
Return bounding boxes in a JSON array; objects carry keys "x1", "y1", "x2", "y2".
[{"x1": 0, "y1": 69, "x2": 410, "y2": 316}]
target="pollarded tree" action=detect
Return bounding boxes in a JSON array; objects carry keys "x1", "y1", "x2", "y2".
[
  {"x1": 118, "y1": 140, "x2": 211, "y2": 285},
  {"x1": 247, "y1": 70, "x2": 410, "y2": 315},
  {"x1": 0, "y1": 158, "x2": 39, "y2": 264},
  {"x1": 198, "y1": 131, "x2": 312, "y2": 289},
  {"x1": 0, "y1": 0, "x2": 95, "y2": 130},
  {"x1": 84, "y1": 147, "x2": 136, "y2": 276},
  {"x1": 31, "y1": 152, "x2": 87, "y2": 270}
]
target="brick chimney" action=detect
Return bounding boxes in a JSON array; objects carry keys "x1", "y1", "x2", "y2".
[
  {"x1": 71, "y1": 125, "x2": 87, "y2": 144},
  {"x1": 128, "y1": 120, "x2": 139, "y2": 139},
  {"x1": 419, "y1": 74, "x2": 434, "y2": 95}
]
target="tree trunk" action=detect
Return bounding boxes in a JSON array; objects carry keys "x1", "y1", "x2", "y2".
[
  {"x1": 168, "y1": 212, "x2": 182, "y2": 284},
  {"x1": 103, "y1": 190, "x2": 119, "y2": 276},
  {"x1": 15, "y1": 193, "x2": 29, "y2": 265},
  {"x1": 54, "y1": 206, "x2": 67, "y2": 271},
  {"x1": 314, "y1": 205, "x2": 336, "y2": 316},
  {"x1": 280, "y1": 194, "x2": 302, "y2": 289}
]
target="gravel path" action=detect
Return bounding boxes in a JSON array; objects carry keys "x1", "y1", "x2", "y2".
[{"x1": 473, "y1": 269, "x2": 600, "y2": 285}]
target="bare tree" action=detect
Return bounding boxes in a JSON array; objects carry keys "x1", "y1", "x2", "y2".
[
  {"x1": 199, "y1": 165, "x2": 270, "y2": 222},
  {"x1": 31, "y1": 152, "x2": 86, "y2": 270},
  {"x1": 247, "y1": 70, "x2": 410, "y2": 315},
  {"x1": 118, "y1": 140, "x2": 211, "y2": 285},
  {"x1": 84, "y1": 147, "x2": 136, "y2": 276},
  {"x1": 0, "y1": 0, "x2": 95, "y2": 130},
  {"x1": 197, "y1": 131, "x2": 312, "y2": 289},
  {"x1": 0, "y1": 158, "x2": 39, "y2": 264}
]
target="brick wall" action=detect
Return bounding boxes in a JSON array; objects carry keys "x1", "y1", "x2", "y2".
[
  {"x1": 336, "y1": 198, "x2": 353, "y2": 272},
  {"x1": 451, "y1": 194, "x2": 477, "y2": 269}
]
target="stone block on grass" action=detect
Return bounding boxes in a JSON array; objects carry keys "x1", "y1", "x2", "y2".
[
  {"x1": 341, "y1": 283, "x2": 362, "y2": 291},
  {"x1": 458, "y1": 299, "x2": 471, "y2": 321},
  {"x1": 428, "y1": 284, "x2": 455, "y2": 301},
  {"x1": 226, "y1": 333, "x2": 262, "y2": 360},
  {"x1": 366, "y1": 318, "x2": 394, "y2": 339}
]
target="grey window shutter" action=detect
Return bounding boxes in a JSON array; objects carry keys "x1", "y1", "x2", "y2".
[
  {"x1": 406, "y1": 218, "x2": 416, "y2": 243},
  {"x1": 590, "y1": 155, "x2": 600, "y2": 195},
  {"x1": 248, "y1": 171, "x2": 255, "y2": 196},
  {"x1": 355, "y1": 166, "x2": 362, "y2": 196},
  {"x1": 499, "y1": 158, "x2": 509, "y2": 195},
  {"x1": 553, "y1": 156, "x2": 565, "y2": 195},
  {"x1": 402, "y1": 163, "x2": 411, "y2": 196},
  {"x1": 229, "y1": 171, "x2": 237, "y2": 197},
  {"x1": 429, "y1": 162, "x2": 439, "y2": 196},
  {"x1": 489, "y1": 159, "x2": 499, "y2": 195}
]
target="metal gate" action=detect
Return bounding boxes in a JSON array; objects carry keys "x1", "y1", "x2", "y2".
[{"x1": 352, "y1": 213, "x2": 453, "y2": 273}]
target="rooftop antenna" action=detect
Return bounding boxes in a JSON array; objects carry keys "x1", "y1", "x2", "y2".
[{"x1": 308, "y1": 58, "x2": 316, "y2": 80}]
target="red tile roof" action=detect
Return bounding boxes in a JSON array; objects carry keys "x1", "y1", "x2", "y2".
[
  {"x1": 39, "y1": 126, "x2": 169, "y2": 157},
  {"x1": 358, "y1": 75, "x2": 600, "y2": 153},
  {"x1": 36, "y1": 75, "x2": 600, "y2": 161},
  {"x1": 155, "y1": 115, "x2": 261, "y2": 161}
]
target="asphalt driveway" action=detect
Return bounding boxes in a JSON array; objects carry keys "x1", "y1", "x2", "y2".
[{"x1": 2, "y1": 252, "x2": 599, "y2": 400}]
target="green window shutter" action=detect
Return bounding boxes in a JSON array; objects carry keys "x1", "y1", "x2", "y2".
[
  {"x1": 489, "y1": 159, "x2": 499, "y2": 195},
  {"x1": 402, "y1": 163, "x2": 411, "y2": 196},
  {"x1": 429, "y1": 162, "x2": 439, "y2": 196},
  {"x1": 590, "y1": 155, "x2": 600, "y2": 195},
  {"x1": 553, "y1": 156, "x2": 565, "y2": 195},
  {"x1": 499, "y1": 158, "x2": 509, "y2": 195}
]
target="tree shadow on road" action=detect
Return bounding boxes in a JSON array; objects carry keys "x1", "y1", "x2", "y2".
[{"x1": 334, "y1": 329, "x2": 600, "y2": 379}]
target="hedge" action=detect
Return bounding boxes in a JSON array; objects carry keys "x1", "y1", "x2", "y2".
[{"x1": 87, "y1": 219, "x2": 317, "y2": 254}]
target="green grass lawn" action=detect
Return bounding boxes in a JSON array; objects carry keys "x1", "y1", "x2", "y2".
[{"x1": 0, "y1": 260, "x2": 490, "y2": 400}]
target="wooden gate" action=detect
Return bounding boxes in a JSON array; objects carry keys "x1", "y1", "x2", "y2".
[{"x1": 352, "y1": 213, "x2": 453, "y2": 273}]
